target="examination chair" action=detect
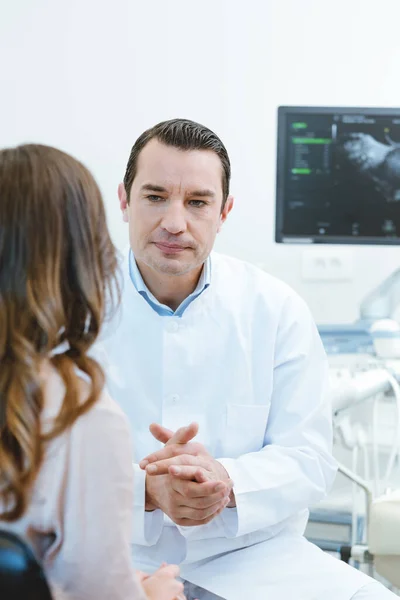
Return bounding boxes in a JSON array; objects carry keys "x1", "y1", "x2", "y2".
[
  {"x1": 335, "y1": 464, "x2": 400, "y2": 591},
  {"x1": 369, "y1": 490, "x2": 400, "y2": 589},
  {"x1": 0, "y1": 530, "x2": 53, "y2": 599}
]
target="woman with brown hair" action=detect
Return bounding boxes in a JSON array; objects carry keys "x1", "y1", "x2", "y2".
[{"x1": 0, "y1": 144, "x2": 184, "y2": 600}]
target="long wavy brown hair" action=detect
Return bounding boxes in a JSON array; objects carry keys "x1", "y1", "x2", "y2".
[{"x1": 0, "y1": 144, "x2": 120, "y2": 521}]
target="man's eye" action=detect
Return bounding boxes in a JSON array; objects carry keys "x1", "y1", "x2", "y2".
[
  {"x1": 189, "y1": 200, "x2": 207, "y2": 207},
  {"x1": 147, "y1": 195, "x2": 163, "y2": 202}
]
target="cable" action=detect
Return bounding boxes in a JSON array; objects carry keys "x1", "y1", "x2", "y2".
[
  {"x1": 362, "y1": 437, "x2": 370, "y2": 483},
  {"x1": 382, "y1": 371, "x2": 400, "y2": 490},
  {"x1": 351, "y1": 445, "x2": 359, "y2": 546},
  {"x1": 370, "y1": 370, "x2": 400, "y2": 496},
  {"x1": 357, "y1": 427, "x2": 370, "y2": 543},
  {"x1": 372, "y1": 392, "x2": 382, "y2": 497}
]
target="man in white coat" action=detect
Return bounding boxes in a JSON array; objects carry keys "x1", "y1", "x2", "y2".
[{"x1": 98, "y1": 119, "x2": 396, "y2": 599}]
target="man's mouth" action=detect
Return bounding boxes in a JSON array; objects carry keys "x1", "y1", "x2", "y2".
[{"x1": 154, "y1": 242, "x2": 189, "y2": 255}]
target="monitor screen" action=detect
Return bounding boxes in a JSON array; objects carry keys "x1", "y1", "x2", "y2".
[{"x1": 276, "y1": 106, "x2": 400, "y2": 245}]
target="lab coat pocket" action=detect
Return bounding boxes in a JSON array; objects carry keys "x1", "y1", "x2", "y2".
[{"x1": 223, "y1": 404, "x2": 270, "y2": 458}]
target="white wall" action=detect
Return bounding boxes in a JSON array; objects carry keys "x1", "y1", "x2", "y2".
[{"x1": 2, "y1": 0, "x2": 400, "y2": 324}]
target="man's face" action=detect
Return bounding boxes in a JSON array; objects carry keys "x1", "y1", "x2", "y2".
[{"x1": 119, "y1": 139, "x2": 233, "y2": 277}]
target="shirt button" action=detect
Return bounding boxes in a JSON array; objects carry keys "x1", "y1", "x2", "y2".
[
  {"x1": 171, "y1": 394, "x2": 180, "y2": 403},
  {"x1": 166, "y1": 320, "x2": 179, "y2": 333}
]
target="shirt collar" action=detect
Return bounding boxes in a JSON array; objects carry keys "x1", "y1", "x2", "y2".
[{"x1": 128, "y1": 250, "x2": 211, "y2": 310}]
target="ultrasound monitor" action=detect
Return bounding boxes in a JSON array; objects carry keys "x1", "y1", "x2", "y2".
[{"x1": 275, "y1": 106, "x2": 400, "y2": 245}]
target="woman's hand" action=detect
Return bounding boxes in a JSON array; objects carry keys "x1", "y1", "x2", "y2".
[{"x1": 138, "y1": 564, "x2": 185, "y2": 600}]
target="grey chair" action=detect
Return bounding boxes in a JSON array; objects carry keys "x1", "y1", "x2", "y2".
[{"x1": 0, "y1": 530, "x2": 53, "y2": 599}]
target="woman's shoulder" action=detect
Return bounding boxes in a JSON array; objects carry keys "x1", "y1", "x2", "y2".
[{"x1": 40, "y1": 360, "x2": 128, "y2": 431}]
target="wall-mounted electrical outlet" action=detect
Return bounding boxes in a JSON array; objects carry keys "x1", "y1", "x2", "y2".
[{"x1": 301, "y1": 248, "x2": 354, "y2": 281}]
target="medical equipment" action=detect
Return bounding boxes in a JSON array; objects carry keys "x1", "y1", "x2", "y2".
[
  {"x1": 318, "y1": 324, "x2": 375, "y2": 356},
  {"x1": 331, "y1": 475, "x2": 400, "y2": 589},
  {"x1": 305, "y1": 507, "x2": 364, "y2": 554},
  {"x1": 310, "y1": 367, "x2": 400, "y2": 589},
  {"x1": 275, "y1": 105, "x2": 400, "y2": 246},
  {"x1": 330, "y1": 368, "x2": 393, "y2": 415},
  {"x1": 370, "y1": 320, "x2": 400, "y2": 359},
  {"x1": 369, "y1": 490, "x2": 400, "y2": 588},
  {"x1": 361, "y1": 270, "x2": 400, "y2": 323},
  {"x1": 273, "y1": 104, "x2": 400, "y2": 590},
  {"x1": 331, "y1": 366, "x2": 400, "y2": 493},
  {"x1": 275, "y1": 104, "x2": 400, "y2": 352}
]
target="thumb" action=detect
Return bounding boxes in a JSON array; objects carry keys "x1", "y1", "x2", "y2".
[
  {"x1": 153, "y1": 564, "x2": 180, "y2": 578},
  {"x1": 149, "y1": 422, "x2": 199, "y2": 446},
  {"x1": 136, "y1": 570, "x2": 150, "y2": 583},
  {"x1": 167, "y1": 422, "x2": 199, "y2": 446},
  {"x1": 149, "y1": 423, "x2": 174, "y2": 444}
]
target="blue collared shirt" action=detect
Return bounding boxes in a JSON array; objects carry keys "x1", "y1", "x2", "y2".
[{"x1": 129, "y1": 250, "x2": 211, "y2": 317}]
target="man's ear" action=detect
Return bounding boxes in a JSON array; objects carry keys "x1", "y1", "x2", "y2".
[
  {"x1": 118, "y1": 182, "x2": 129, "y2": 223},
  {"x1": 218, "y1": 195, "x2": 234, "y2": 232}
]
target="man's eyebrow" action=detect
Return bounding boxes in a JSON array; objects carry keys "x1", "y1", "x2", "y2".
[
  {"x1": 140, "y1": 184, "x2": 216, "y2": 198},
  {"x1": 140, "y1": 184, "x2": 168, "y2": 193},
  {"x1": 187, "y1": 189, "x2": 216, "y2": 198}
]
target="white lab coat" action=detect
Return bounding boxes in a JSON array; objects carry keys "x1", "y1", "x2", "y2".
[{"x1": 96, "y1": 248, "x2": 378, "y2": 599}]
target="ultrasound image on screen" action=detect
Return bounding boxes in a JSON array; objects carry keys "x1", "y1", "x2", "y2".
[
  {"x1": 277, "y1": 108, "x2": 400, "y2": 243},
  {"x1": 336, "y1": 133, "x2": 400, "y2": 203}
]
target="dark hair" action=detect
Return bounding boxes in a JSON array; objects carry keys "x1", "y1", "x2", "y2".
[
  {"x1": 123, "y1": 118, "x2": 231, "y2": 207},
  {"x1": 0, "y1": 144, "x2": 120, "y2": 521}
]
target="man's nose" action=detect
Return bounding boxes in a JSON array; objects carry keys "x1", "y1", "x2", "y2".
[{"x1": 160, "y1": 204, "x2": 187, "y2": 235}]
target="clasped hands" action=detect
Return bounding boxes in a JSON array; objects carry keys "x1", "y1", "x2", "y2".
[{"x1": 140, "y1": 422, "x2": 235, "y2": 527}]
